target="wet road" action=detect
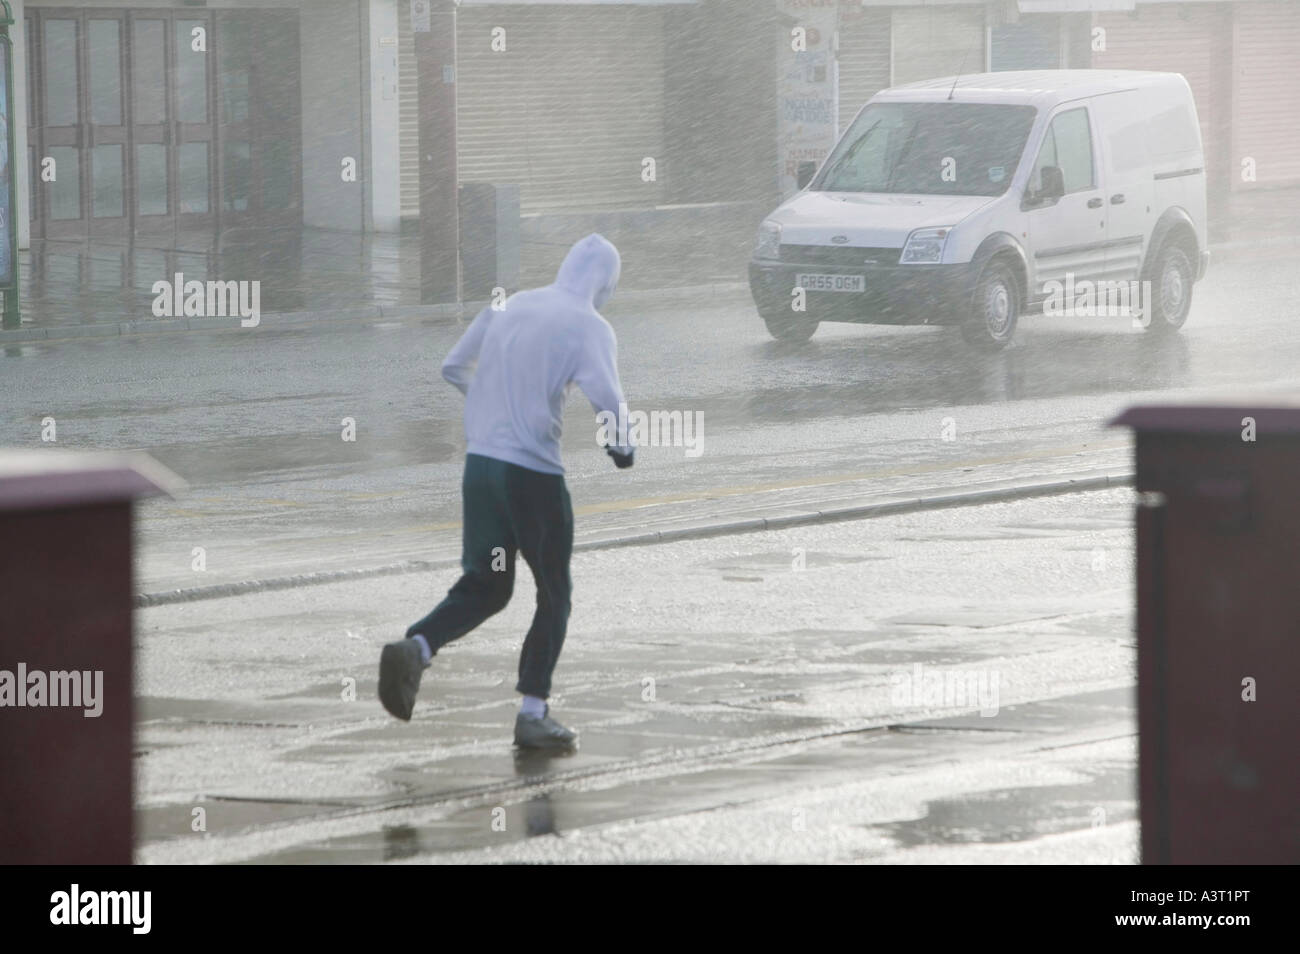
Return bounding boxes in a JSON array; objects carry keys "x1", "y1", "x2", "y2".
[{"x1": 2, "y1": 248, "x2": 1297, "y2": 593}]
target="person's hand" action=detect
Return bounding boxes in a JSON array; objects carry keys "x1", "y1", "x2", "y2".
[{"x1": 607, "y1": 447, "x2": 634, "y2": 469}]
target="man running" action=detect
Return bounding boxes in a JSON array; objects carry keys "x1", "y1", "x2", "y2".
[{"x1": 379, "y1": 233, "x2": 634, "y2": 749}]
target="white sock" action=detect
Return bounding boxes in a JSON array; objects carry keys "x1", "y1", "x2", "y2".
[
  {"x1": 411, "y1": 634, "x2": 432, "y2": 664},
  {"x1": 520, "y1": 695, "x2": 547, "y2": 718}
]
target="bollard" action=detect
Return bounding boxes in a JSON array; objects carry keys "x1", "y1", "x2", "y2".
[
  {"x1": 1112, "y1": 401, "x2": 1300, "y2": 864},
  {"x1": 0, "y1": 450, "x2": 179, "y2": 863}
]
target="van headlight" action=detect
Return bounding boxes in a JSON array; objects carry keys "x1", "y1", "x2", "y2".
[
  {"x1": 900, "y1": 227, "x2": 952, "y2": 265},
  {"x1": 754, "y1": 221, "x2": 782, "y2": 261}
]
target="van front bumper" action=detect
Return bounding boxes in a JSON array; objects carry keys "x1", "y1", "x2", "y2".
[{"x1": 748, "y1": 258, "x2": 979, "y2": 325}]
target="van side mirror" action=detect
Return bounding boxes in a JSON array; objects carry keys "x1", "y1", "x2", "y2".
[
  {"x1": 1035, "y1": 166, "x2": 1066, "y2": 203},
  {"x1": 797, "y1": 161, "x2": 818, "y2": 190}
]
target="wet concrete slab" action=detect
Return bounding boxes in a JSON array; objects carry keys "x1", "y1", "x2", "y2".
[
  {"x1": 138, "y1": 695, "x2": 349, "y2": 727},
  {"x1": 904, "y1": 686, "x2": 1133, "y2": 734},
  {"x1": 133, "y1": 490, "x2": 1142, "y2": 863},
  {"x1": 138, "y1": 798, "x2": 361, "y2": 846},
  {"x1": 234, "y1": 687, "x2": 1134, "y2": 864}
]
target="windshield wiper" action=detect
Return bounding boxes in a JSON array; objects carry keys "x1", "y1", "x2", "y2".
[
  {"x1": 884, "y1": 122, "x2": 922, "y2": 193},
  {"x1": 822, "y1": 119, "x2": 881, "y2": 191}
]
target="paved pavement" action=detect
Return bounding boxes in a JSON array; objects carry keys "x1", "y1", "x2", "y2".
[
  {"x1": 134, "y1": 487, "x2": 1137, "y2": 864},
  {"x1": 7, "y1": 222, "x2": 748, "y2": 336}
]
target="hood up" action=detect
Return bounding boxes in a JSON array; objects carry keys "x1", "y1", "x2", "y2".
[{"x1": 554, "y1": 233, "x2": 621, "y2": 310}]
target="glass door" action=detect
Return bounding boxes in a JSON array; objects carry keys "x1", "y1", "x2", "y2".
[
  {"x1": 30, "y1": 9, "x2": 216, "y2": 246},
  {"x1": 172, "y1": 14, "x2": 215, "y2": 243},
  {"x1": 86, "y1": 16, "x2": 129, "y2": 240},
  {"x1": 34, "y1": 10, "x2": 132, "y2": 240},
  {"x1": 29, "y1": 8, "x2": 292, "y2": 246},
  {"x1": 128, "y1": 13, "x2": 170, "y2": 244},
  {"x1": 36, "y1": 12, "x2": 85, "y2": 238},
  {"x1": 131, "y1": 11, "x2": 216, "y2": 246}
]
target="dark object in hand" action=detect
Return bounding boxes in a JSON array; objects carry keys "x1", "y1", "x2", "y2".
[{"x1": 607, "y1": 447, "x2": 634, "y2": 469}]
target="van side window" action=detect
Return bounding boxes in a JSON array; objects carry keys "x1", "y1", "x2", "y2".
[{"x1": 1030, "y1": 107, "x2": 1095, "y2": 195}]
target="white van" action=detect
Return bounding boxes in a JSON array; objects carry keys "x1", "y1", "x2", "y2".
[{"x1": 749, "y1": 70, "x2": 1209, "y2": 349}]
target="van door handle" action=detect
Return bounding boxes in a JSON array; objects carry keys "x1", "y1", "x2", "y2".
[
  {"x1": 1087, "y1": 197, "x2": 1103, "y2": 209},
  {"x1": 1110, "y1": 193, "x2": 1126, "y2": 205}
]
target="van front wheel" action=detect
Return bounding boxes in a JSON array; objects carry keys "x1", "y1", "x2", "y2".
[
  {"x1": 961, "y1": 262, "x2": 1019, "y2": 351},
  {"x1": 1142, "y1": 244, "x2": 1194, "y2": 334}
]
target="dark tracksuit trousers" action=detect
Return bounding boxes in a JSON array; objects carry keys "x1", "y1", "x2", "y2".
[{"x1": 406, "y1": 453, "x2": 574, "y2": 699}]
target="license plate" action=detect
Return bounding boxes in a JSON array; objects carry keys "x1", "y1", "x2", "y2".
[{"x1": 795, "y1": 273, "x2": 864, "y2": 293}]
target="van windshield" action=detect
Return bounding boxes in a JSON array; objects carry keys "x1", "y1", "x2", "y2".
[{"x1": 816, "y1": 102, "x2": 1037, "y2": 197}]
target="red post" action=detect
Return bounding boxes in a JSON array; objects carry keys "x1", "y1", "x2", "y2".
[
  {"x1": 1113, "y1": 402, "x2": 1300, "y2": 864},
  {"x1": 0, "y1": 451, "x2": 177, "y2": 863}
]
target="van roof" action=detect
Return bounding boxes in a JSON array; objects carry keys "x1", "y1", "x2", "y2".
[{"x1": 874, "y1": 70, "x2": 1188, "y2": 108}]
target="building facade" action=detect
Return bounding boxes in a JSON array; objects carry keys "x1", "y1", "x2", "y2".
[
  {"x1": 17, "y1": 0, "x2": 376, "y2": 249},
  {"x1": 6, "y1": 0, "x2": 1298, "y2": 258}
]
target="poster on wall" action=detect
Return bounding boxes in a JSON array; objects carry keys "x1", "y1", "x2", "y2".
[
  {"x1": 777, "y1": 0, "x2": 839, "y2": 198},
  {"x1": 410, "y1": 0, "x2": 431, "y2": 34}
]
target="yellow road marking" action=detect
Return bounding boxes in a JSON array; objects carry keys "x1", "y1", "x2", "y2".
[
  {"x1": 148, "y1": 439, "x2": 1128, "y2": 546},
  {"x1": 574, "y1": 439, "x2": 1127, "y2": 515}
]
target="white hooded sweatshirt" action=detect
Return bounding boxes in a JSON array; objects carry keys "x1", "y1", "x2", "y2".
[{"x1": 441, "y1": 233, "x2": 633, "y2": 475}]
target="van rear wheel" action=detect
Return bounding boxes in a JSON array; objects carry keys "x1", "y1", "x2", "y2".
[
  {"x1": 1142, "y1": 244, "x2": 1194, "y2": 335},
  {"x1": 961, "y1": 262, "x2": 1018, "y2": 351}
]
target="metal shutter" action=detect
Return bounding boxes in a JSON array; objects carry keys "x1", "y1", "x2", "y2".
[
  {"x1": 836, "y1": 6, "x2": 891, "y2": 132},
  {"x1": 991, "y1": 14, "x2": 1061, "y2": 71},
  {"x1": 456, "y1": 6, "x2": 665, "y2": 213},
  {"x1": 1092, "y1": 6, "x2": 1226, "y2": 191},
  {"x1": 398, "y1": 10, "x2": 420, "y2": 221},
  {"x1": 890, "y1": 5, "x2": 986, "y2": 87},
  {"x1": 1232, "y1": 0, "x2": 1300, "y2": 187}
]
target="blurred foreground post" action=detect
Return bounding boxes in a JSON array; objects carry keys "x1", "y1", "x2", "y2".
[
  {"x1": 0, "y1": 451, "x2": 179, "y2": 863},
  {"x1": 1113, "y1": 402, "x2": 1300, "y2": 864}
]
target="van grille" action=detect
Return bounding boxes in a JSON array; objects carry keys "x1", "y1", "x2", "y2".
[{"x1": 779, "y1": 244, "x2": 902, "y2": 267}]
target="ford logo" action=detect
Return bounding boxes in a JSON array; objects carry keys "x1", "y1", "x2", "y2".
[{"x1": 830, "y1": 235, "x2": 849, "y2": 244}]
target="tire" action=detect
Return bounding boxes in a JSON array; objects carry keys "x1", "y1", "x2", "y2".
[
  {"x1": 1141, "y1": 243, "x2": 1194, "y2": 335},
  {"x1": 760, "y1": 302, "x2": 819, "y2": 343},
  {"x1": 961, "y1": 262, "x2": 1019, "y2": 351}
]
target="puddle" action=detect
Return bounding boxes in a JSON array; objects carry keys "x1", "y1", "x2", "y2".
[{"x1": 880, "y1": 762, "x2": 1134, "y2": 846}]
